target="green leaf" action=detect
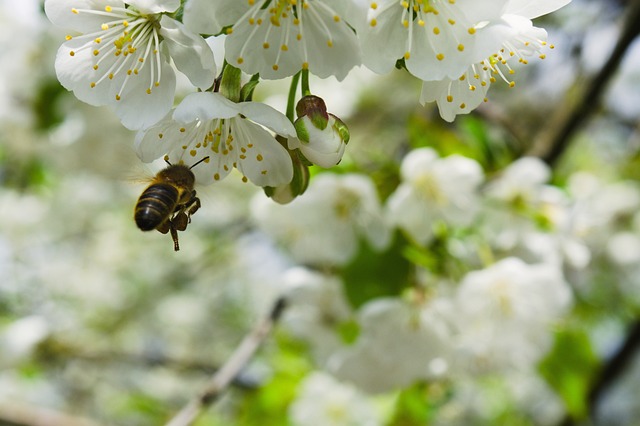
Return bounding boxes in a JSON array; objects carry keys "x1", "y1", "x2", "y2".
[
  {"x1": 538, "y1": 328, "x2": 599, "y2": 419},
  {"x1": 341, "y1": 232, "x2": 412, "y2": 308}
]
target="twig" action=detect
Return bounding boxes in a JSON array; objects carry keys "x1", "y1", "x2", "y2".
[
  {"x1": 527, "y1": 0, "x2": 640, "y2": 165},
  {"x1": 558, "y1": 320, "x2": 640, "y2": 426},
  {"x1": 0, "y1": 401, "x2": 104, "y2": 426},
  {"x1": 164, "y1": 297, "x2": 288, "y2": 426}
]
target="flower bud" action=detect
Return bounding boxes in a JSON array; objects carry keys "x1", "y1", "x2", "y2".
[
  {"x1": 263, "y1": 151, "x2": 310, "y2": 204},
  {"x1": 289, "y1": 95, "x2": 350, "y2": 168}
]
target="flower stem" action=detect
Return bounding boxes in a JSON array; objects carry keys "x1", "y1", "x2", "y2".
[
  {"x1": 300, "y1": 69, "x2": 311, "y2": 97},
  {"x1": 286, "y1": 71, "x2": 301, "y2": 122}
]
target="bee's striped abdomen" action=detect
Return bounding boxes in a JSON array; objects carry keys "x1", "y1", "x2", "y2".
[{"x1": 134, "y1": 183, "x2": 179, "y2": 231}]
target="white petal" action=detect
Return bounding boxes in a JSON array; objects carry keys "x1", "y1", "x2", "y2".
[
  {"x1": 360, "y1": 2, "x2": 407, "y2": 75},
  {"x1": 183, "y1": 0, "x2": 246, "y2": 35},
  {"x1": 127, "y1": 0, "x2": 179, "y2": 14},
  {"x1": 232, "y1": 120, "x2": 293, "y2": 187},
  {"x1": 400, "y1": 148, "x2": 438, "y2": 181},
  {"x1": 173, "y1": 92, "x2": 239, "y2": 123},
  {"x1": 504, "y1": 0, "x2": 571, "y2": 19},
  {"x1": 420, "y1": 75, "x2": 489, "y2": 122},
  {"x1": 239, "y1": 102, "x2": 296, "y2": 137},
  {"x1": 225, "y1": 18, "x2": 305, "y2": 79},
  {"x1": 387, "y1": 185, "x2": 434, "y2": 245},
  {"x1": 134, "y1": 112, "x2": 182, "y2": 162},
  {"x1": 112, "y1": 58, "x2": 176, "y2": 130},
  {"x1": 159, "y1": 16, "x2": 216, "y2": 90},
  {"x1": 55, "y1": 38, "x2": 113, "y2": 106},
  {"x1": 45, "y1": 0, "x2": 123, "y2": 32},
  {"x1": 297, "y1": 3, "x2": 362, "y2": 80}
]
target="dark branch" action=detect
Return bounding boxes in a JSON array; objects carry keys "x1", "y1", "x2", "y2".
[
  {"x1": 528, "y1": 0, "x2": 640, "y2": 165},
  {"x1": 164, "y1": 296, "x2": 288, "y2": 426}
]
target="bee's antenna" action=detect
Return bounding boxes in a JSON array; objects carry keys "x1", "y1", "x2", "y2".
[
  {"x1": 164, "y1": 155, "x2": 172, "y2": 167},
  {"x1": 190, "y1": 156, "x2": 210, "y2": 170}
]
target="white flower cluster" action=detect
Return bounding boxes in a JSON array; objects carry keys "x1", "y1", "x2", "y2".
[
  {"x1": 250, "y1": 147, "x2": 640, "y2": 423},
  {"x1": 45, "y1": 0, "x2": 571, "y2": 198}
]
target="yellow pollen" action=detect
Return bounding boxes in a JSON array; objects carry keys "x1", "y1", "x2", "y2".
[
  {"x1": 69, "y1": 51, "x2": 75, "y2": 56},
  {"x1": 327, "y1": 40, "x2": 333, "y2": 47},
  {"x1": 105, "y1": 5, "x2": 112, "y2": 12},
  {"x1": 302, "y1": 62, "x2": 309, "y2": 69},
  {"x1": 65, "y1": 35, "x2": 73, "y2": 41},
  {"x1": 237, "y1": 57, "x2": 244, "y2": 64},
  {"x1": 71, "y1": 8, "x2": 78, "y2": 14},
  {"x1": 263, "y1": 42, "x2": 270, "y2": 49},
  {"x1": 190, "y1": 150, "x2": 197, "y2": 157},
  {"x1": 448, "y1": 19, "x2": 455, "y2": 25},
  {"x1": 146, "y1": 88, "x2": 151, "y2": 94},
  {"x1": 242, "y1": 176, "x2": 248, "y2": 183},
  {"x1": 102, "y1": 23, "x2": 109, "y2": 30},
  {"x1": 180, "y1": 128, "x2": 186, "y2": 133},
  {"x1": 436, "y1": 53, "x2": 445, "y2": 61},
  {"x1": 433, "y1": 27, "x2": 440, "y2": 35},
  {"x1": 90, "y1": 82, "x2": 96, "y2": 88},
  {"x1": 334, "y1": 15, "x2": 340, "y2": 22},
  {"x1": 459, "y1": 103, "x2": 466, "y2": 108},
  {"x1": 257, "y1": 154, "x2": 264, "y2": 161},
  {"x1": 446, "y1": 95, "x2": 453, "y2": 102},
  {"x1": 158, "y1": 133, "x2": 164, "y2": 139},
  {"x1": 509, "y1": 81, "x2": 516, "y2": 88},
  {"x1": 404, "y1": 52, "x2": 411, "y2": 60},
  {"x1": 539, "y1": 54, "x2": 546, "y2": 59},
  {"x1": 370, "y1": 19, "x2": 377, "y2": 27},
  {"x1": 93, "y1": 49, "x2": 99, "y2": 56},
  {"x1": 214, "y1": 173, "x2": 220, "y2": 181},
  {"x1": 468, "y1": 27, "x2": 476, "y2": 34},
  {"x1": 93, "y1": 65, "x2": 99, "y2": 70},
  {"x1": 281, "y1": 44, "x2": 288, "y2": 51},
  {"x1": 95, "y1": 38, "x2": 101, "y2": 43},
  {"x1": 273, "y1": 64, "x2": 279, "y2": 71},
  {"x1": 371, "y1": 2, "x2": 378, "y2": 9},
  {"x1": 261, "y1": 170, "x2": 267, "y2": 175},
  {"x1": 457, "y1": 44, "x2": 464, "y2": 51},
  {"x1": 115, "y1": 94, "x2": 121, "y2": 101}
]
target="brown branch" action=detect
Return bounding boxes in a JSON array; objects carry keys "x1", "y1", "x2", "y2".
[
  {"x1": 527, "y1": 0, "x2": 640, "y2": 166},
  {"x1": 0, "y1": 401, "x2": 104, "y2": 426},
  {"x1": 164, "y1": 297, "x2": 287, "y2": 426}
]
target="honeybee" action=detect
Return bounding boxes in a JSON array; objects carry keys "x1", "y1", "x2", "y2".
[{"x1": 134, "y1": 156, "x2": 209, "y2": 251}]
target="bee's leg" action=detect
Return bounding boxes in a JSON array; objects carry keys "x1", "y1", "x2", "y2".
[
  {"x1": 156, "y1": 220, "x2": 170, "y2": 234},
  {"x1": 173, "y1": 211, "x2": 189, "y2": 231},
  {"x1": 185, "y1": 192, "x2": 201, "y2": 223},
  {"x1": 169, "y1": 221, "x2": 180, "y2": 251}
]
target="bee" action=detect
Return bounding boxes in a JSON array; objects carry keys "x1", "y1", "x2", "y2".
[{"x1": 134, "y1": 156, "x2": 209, "y2": 251}]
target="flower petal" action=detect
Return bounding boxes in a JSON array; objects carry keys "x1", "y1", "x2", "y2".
[
  {"x1": 183, "y1": 0, "x2": 246, "y2": 35},
  {"x1": 239, "y1": 101, "x2": 296, "y2": 137},
  {"x1": 134, "y1": 111, "x2": 182, "y2": 162},
  {"x1": 173, "y1": 92, "x2": 239, "y2": 123},
  {"x1": 159, "y1": 16, "x2": 216, "y2": 90},
  {"x1": 45, "y1": 0, "x2": 123, "y2": 32},
  {"x1": 127, "y1": 0, "x2": 179, "y2": 14},
  {"x1": 232, "y1": 120, "x2": 293, "y2": 187},
  {"x1": 504, "y1": 0, "x2": 571, "y2": 19}
]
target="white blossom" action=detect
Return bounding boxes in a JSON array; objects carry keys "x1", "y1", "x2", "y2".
[
  {"x1": 387, "y1": 148, "x2": 484, "y2": 245},
  {"x1": 453, "y1": 257, "x2": 572, "y2": 373},
  {"x1": 288, "y1": 371, "x2": 382, "y2": 426},
  {"x1": 328, "y1": 298, "x2": 452, "y2": 393},
  {"x1": 184, "y1": 0, "x2": 361, "y2": 80},
  {"x1": 252, "y1": 173, "x2": 390, "y2": 266},
  {"x1": 45, "y1": 0, "x2": 216, "y2": 130},
  {"x1": 135, "y1": 92, "x2": 296, "y2": 187}
]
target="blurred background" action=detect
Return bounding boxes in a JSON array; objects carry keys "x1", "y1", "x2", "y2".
[{"x1": 1, "y1": 0, "x2": 639, "y2": 425}]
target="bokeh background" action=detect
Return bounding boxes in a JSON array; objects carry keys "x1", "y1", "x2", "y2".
[{"x1": 1, "y1": 0, "x2": 640, "y2": 425}]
